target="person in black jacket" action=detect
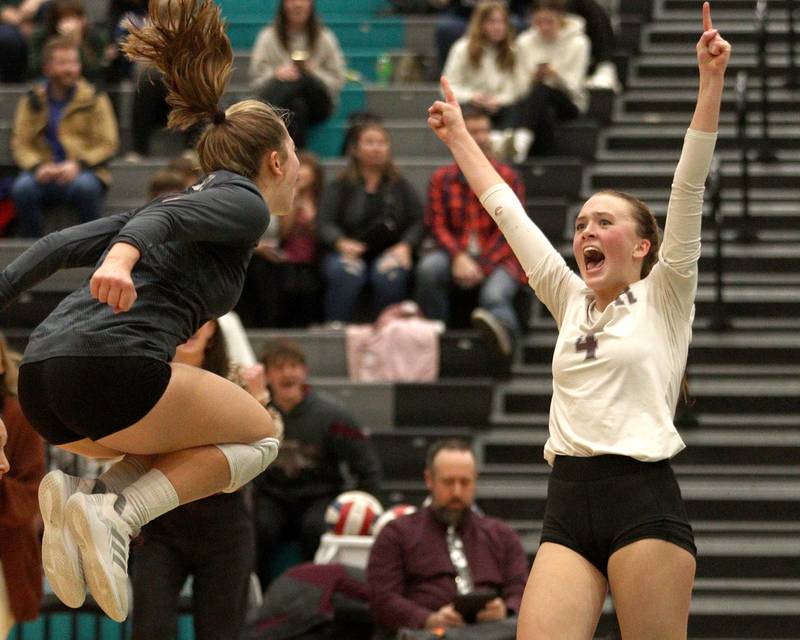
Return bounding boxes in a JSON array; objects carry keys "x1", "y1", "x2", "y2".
[
  {"x1": 0, "y1": 0, "x2": 292, "y2": 624},
  {"x1": 318, "y1": 121, "x2": 424, "y2": 322},
  {"x1": 253, "y1": 340, "x2": 381, "y2": 584}
]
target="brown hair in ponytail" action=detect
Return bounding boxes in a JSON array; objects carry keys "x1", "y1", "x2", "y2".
[{"x1": 123, "y1": 0, "x2": 289, "y2": 180}]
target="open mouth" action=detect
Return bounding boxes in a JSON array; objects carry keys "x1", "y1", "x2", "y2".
[{"x1": 583, "y1": 247, "x2": 605, "y2": 273}]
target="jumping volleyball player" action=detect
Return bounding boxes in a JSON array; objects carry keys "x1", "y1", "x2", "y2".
[
  {"x1": 0, "y1": 0, "x2": 296, "y2": 622},
  {"x1": 428, "y1": 3, "x2": 729, "y2": 637}
]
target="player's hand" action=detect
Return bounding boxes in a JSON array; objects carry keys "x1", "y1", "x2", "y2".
[
  {"x1": 90, "y1": 243, "x2": 140, "y2": 313},
  {"x1": 697, "y1": 2, "x2": 730, "y2": 78},
  {"x1": 428, "y1": 76, "x2": 469, "y2": 146}
]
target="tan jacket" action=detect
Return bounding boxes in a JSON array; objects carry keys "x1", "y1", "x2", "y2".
[{"x1": 11, "y1": 78, "x2": 119, "y2": 185}]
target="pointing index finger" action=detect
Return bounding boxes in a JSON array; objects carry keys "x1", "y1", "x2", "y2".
[
  {"x1": 703, "y1": 1, "x2": 713, "y2": 32},
  {"x1": 440, "y1": 76, "x2": 456, "y2": 104}
]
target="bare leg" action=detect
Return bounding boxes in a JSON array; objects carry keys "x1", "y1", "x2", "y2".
[
  {"x1": 59, "y1": 439, "x2": 125, "y2": 459},
  {"x1": 607, "y1": 539, "x2": 695, "y2": 639},
  {"x1": 517, "y1": 542, "x2": 607, "y2": 640},
  {"x1": 93, "y1": 363, "x2": 279, "y2": 503}
]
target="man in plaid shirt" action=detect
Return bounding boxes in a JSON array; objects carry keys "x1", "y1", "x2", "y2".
[{"x1": 415, "y1": 108, "x2": 526, "y2": 356}]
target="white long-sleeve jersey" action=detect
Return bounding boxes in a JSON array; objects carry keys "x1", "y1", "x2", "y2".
[{"x1": 479, "y1": 129, "x2": 718, "y2": 464}]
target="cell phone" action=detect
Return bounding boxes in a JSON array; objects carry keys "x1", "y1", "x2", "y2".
[{"x1": 452, "y1": 589, "x2": 497, "y2": 623}]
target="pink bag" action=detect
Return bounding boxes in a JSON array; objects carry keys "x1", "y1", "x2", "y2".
[{"x1": 346, "y1": 302, "x2": 444, "y2": 382}]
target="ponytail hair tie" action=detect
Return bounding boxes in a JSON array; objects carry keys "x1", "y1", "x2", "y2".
[{"x1": 212, "y1": 109, "x2": 226, "y2": 125}]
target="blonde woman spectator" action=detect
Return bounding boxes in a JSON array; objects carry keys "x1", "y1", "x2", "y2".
[
  {"x1": 249, "y1": 0, "x2": 345, "y2": 149},
  {"x1": 513, "y1": 0, "x2": 590, "y2": 161},
  {"x1": 442, "y1": 1, "x2": 525, "y2": 136}
]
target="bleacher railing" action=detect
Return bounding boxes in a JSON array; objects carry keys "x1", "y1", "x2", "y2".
[
  {"x1": 755, "y1": 0, "x2": 778, "y2": 163},
  {"x1": 735, "y1": 70, "x2": 757, "y2": 244},
  {"x1": 706, "y1": 154, "x2": 730, "y2": 332}
]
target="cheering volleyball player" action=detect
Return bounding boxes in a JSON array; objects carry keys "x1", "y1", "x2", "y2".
[
  {"x1": 0, "y1": 0, "x2": 295, "y2": 622},
  {"x1": 427, "y1": 3, "x2": 729, "y2": 637}
]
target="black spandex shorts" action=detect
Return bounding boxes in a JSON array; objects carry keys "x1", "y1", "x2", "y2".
[
  {"x1": 540, "y1": 454, "x2": 696, "y2": 576},
  {"x1": 18, "y1": 356, "x2": 172, "y2": 445}
]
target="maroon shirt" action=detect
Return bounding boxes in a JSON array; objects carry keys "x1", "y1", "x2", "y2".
[{"x1": 366, "y1": 505, "x2": 528, "y2": 630}]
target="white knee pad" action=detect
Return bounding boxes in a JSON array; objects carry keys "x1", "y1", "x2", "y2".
[{"x1": 216, "y1": 437, "x2": 280, "y2": 493}]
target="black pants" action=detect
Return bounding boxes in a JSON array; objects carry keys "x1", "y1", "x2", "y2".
[
  {"x1": 568, "y1": 0, "x2": 616, "y2": 69},
  {"x1": 253, "y1": 492, "x2": 331, "y2": 585},
  {"x1": 258, "y1": 72, "x2": 333, "y2": 148},
  {"x1": 131, "y1": 68, "x2": 170, "y2": 156},
  {"x1": 131, "y1": 491, "x2": 255, "y2": 640},
  {"x1": 131, "y1": 67, "x2": 196, "y2": 155},
  {"x1": 0, "y1": 24, "x2": 27, "y2": 82},
  {"x1": 516, "y1": 84, "x2": 580, "y2": 157},
  {"x1": 236, "y1": 257, "x2": 322, "y2": 328}
]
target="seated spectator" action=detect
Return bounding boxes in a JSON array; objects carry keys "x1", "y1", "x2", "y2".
[
  {"x1": 0, "y1": 332, "x2": 45, "y2": 638},
  {"x1": 144, "y1": 152, "x2": 203, "y2": 202},
  {"x1": 147, "y1": 167, "x2": 186, "y2": 200},
  {"x1": 237, "y1": 151, "x2": 323, "y2": 328},
  {"x1": 167, "y1": 150, "x2": 203, "y2": 188},
  {"x1": 415, "y1": 108, "x2": 525, "y2": 357},
  {"x1": 512, "y1": 0, "x2": 590, "y2": 161},
  {"x1": 124, "y1": 1, "x2": 195, "y2": 162},
  {"x1": 0, "y1": 0, "x2": 46, "y2": 82},
  {"x1": 28, "y1": 0, "x2": 108, "y2": 84},
  {"x1": 131, "y1": 320, "x2": 265, "y2": 640},
  {"x1": 249, "y1": 0, "x2": 345, "y2": 149},
  {"x1": 442, "y1": 1, "x2": 526, "y2": 136},
  {"x1": 433, "y1": 0, "x2": 528, "y2": 72},
  {"x1": 10, "y1": 35, "x2": 119, "y2": 237},
  {"x1": 367, "y1": 438, "x2": 526, "y2": 637},
  {"x1": 319, "y1": 122, "x2": 423, "y2": 323},
  {"x1": 252, "y1": 340, "x2": 382, "y2": 585},
  {"x1": 103, "y1": 0, "x2": 148, "y2": 84},
  {"x1": 568, "y1": 0, "x2": 620, "y2": 91}
]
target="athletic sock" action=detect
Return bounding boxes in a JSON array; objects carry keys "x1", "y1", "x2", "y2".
[
  {"x1": 115, "y1": 469, "x2": 180, "y2": 534},
  {"x1": 93, "y1": 455, "x2": 149, "y2": 495}
]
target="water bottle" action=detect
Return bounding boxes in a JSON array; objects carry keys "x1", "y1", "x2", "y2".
[{"x1": 376, "y1": 53, "x2": 393, "y2": 85}]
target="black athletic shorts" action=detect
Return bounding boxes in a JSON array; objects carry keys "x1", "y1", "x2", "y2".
[
  {"x1": 18, "y1": 356, "x2": 172, "y2": 445},
  {"x1": 540, "y1": 454, "x2": 696, "y2": 576}
]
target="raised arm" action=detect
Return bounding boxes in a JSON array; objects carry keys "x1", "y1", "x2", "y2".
[
  {"x1": 427, "y1": 77, "x2": 583, "y2": 324},
  {"x1": 690, "y1": 2, "x2": 730, "y2": 133},
  {"x1": 427, "y1": 77, "x2": 505, "y2": 197},
  {"x1": 657, "y1": 2, "x2": 730, "y2": 317}
]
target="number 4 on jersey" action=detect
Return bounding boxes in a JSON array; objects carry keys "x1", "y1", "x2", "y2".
[{"x1": 576, "y1": 333, "x2": 598, "y2": 360}]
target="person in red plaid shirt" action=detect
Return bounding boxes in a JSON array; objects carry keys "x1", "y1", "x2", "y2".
[{"x1": 415, "y1": 108, "x2": 526, "y2": 356}]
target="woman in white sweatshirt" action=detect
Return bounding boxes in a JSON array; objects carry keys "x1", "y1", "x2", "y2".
[
  {"x1": 249, "y1": 0, "x2": 346, "y2": 149},
  {"x1": 513, "y1": 0, "x2": 590, "y2": 160},
  {"x1": 441, "y1": 0, "x2": 526, "y2": 133},
  {"x1": 428, "y1": 3, "x2": 730, "y2": 637}
]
